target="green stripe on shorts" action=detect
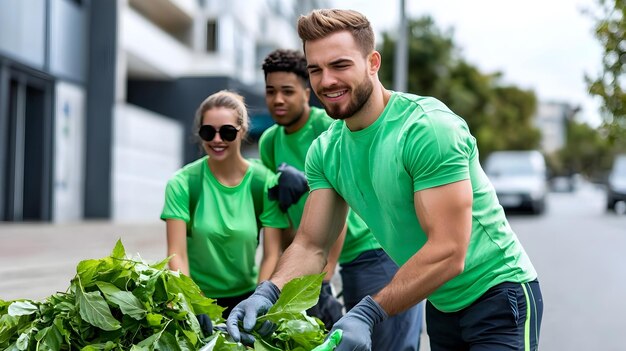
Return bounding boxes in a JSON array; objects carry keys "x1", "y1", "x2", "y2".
[{"x1": 521, "y1": 283, "x2": 531, "y2": 351}]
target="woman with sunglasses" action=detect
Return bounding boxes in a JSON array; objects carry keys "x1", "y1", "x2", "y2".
[{"x1": 160, "y1": 90, "x2": 289, "y2": 315}]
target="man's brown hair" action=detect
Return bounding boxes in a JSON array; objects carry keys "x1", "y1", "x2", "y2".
[{"x1": 297, "y1": 9, "x2": 374, "y2": 57}]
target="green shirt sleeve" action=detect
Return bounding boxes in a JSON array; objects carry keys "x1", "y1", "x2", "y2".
[
  {"x1": 160, "y1": 172, "x2": 191, "y2": 222},
  {"x1": 258, "y1": 166, "x2": 290, "y2": 229},
  {"x1": 402, "y1": 109, "x2": 474, "y2": 192},
  {"x1": 304, "y1": 136, "x2": 333, "y2": 191},
  {"x1": 258, "y1": 126, "x2": 278, "y2": 172}
]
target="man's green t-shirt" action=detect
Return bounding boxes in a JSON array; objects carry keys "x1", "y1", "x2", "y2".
[
  {"x1": 305, "y1": 92, "x2": 537, "y2": 312},
  {"x1": 259, "y1": 107, "x2": 381, "y2": 264},
  {"x1": 160, "y1": 157, "x2": 289, "y2": 298}
]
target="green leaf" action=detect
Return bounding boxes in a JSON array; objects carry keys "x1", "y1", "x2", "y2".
[
  {"x1": 76, "y1": 282, "x2": 121, "y2": 331},
  {"x1": 0, "y1": 298, "x2": 10, "y2": 314},
  {"x1": 136, "y1": 333, "x2": 159, "y2": 348},
  {"x1": 34, "y1": 325, "x2": 63, "y2": 351},
  {"x1": 8, "y1": 301, "x2": 38, "y2": 316},
  {"x1": 111, "y1": 239, "x2": 126, "y2": 259},
  {"x1": 76, "y1": 259, "x2": 103, "y2": 287},
  {"x1": 279, "y1": 318, "x2": 325, "y2": 350},
  {"x1": 262, "y1": 274, "x2": 324, "y2": 323},
  {"x1": 211, "y1": 334, "x2": 247, "y2": 351},
  {"x1": 165, "y1": 273, "x2": 224, "y2": 321},
  {"x1": 96, "y1": 281, "x2": 147, "y2": 320},
  {"x1": 175, "y1": 294, "x2": 202, "y2": 336},
  {"x1": 150, "y1": 255, "x2": 172, "y2": 271},
  {"x1": 0, "y1": 314, "x2": 20, "y2": 344},
  {"x1": 16, "y1": 332, "x2": 29, "y2": 350},
  {"x1": 156, "y1": 331, "x2": 182, "y2": 351},
  {"x1": 81, "y1": 346, "x2": 104, "y2": 351},
  {"x1": 176, "y1": 331, "x2": 195, "y2": 351},
  {"x1": 134, "y1": 269, "x2": 161, "y2": 302},
  {"x1": 254, "y1": 337, "x2": 282, "y2": 351},
  {"x1": 146, "y1": 313, "x2": 163, "y2": 327}
]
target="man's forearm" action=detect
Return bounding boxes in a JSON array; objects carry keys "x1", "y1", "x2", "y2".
[
  {"x1": 321, "y1": 224, "x2": 346, "y2": 281},
  {"x1": 373, "y1": 239, "x2": 465, "y2": 316},
  {"x1": 270, "y1": 241, "x2": 328, "y2": 289}
]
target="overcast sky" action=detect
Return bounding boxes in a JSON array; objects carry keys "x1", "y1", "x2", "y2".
[{"x1": 332, "y1": 0, "x2": 604, "y2": 126}]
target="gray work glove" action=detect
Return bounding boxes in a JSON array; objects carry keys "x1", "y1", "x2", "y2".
[
  {"x1": 226, "y1": 281, "x2": 280, "y2": 345},
  {"x1": 330, "y1": 295, "x2": 388, "y2": 351}
]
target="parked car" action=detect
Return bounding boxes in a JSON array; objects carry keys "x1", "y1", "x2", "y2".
[
  {"x1": 606, "y1": 154, "x2": 626, "y2": 212},
  {"x1": 485, "y1": 150, "x2": 548, "y2": 214}
]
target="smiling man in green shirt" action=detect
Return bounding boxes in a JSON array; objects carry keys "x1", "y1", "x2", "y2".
[
  {"x1": 258, "y1": 49, "x2": 423, "y2": 350},
  {"x1": 228, "y1": 10, "x2": 543, "y2": 351}
]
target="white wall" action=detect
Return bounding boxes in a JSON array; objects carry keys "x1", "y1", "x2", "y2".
[
  {"x1": 121, "y1": 7, "x2": 192, "y2": 78},
  {"x1": 112, "y1": 104, "x2": 184, "y2": 221},
  {"x1": 53, "y1": 81, "x2": 86, "y2": 222},
  {"x1": 0, "y1": 0, "x2": 46, "y2": 68},
  {"x1": 49, "y1": 0, "x2": 88, "y2": 82}
]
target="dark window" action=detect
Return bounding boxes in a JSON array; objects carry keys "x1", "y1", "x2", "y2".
[{"x1": 206, "y1": 20, "x2": 217, "y2": 52}]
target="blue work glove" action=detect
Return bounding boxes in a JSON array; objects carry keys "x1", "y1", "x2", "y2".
[
  {"x1": 331, "y1": 295, "x2": 387, "y2": 351},
  {"x1": 307, "y1": 281, "x2": 344, "y2": 330},
  {"x1": 196, "y1": 314, "x2": 213, "y2": 337},
  {"x1": 226, "y1": 281, "x2": 280, "y2": 345},
  {"x1": 268, "y1": 163, "x2": 309, "y2": 212}
]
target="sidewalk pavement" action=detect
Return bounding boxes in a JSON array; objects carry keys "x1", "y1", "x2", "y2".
[{"x1": 0, "y1": 220, "x2": 166, "y2": 301}]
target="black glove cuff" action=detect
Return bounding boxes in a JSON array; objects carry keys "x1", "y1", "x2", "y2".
[
  {"x1": 321, "y1": 281, "x2": 333, "y2": 295},
  {"x1": 256, "y1": 280, "x2": 280, "y2": 303}
]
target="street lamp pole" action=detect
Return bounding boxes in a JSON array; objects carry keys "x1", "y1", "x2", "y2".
[{"x1": 394, "y1": 0, "x2": 408, "y2": 92}]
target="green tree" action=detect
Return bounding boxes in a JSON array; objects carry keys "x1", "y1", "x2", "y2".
[
  {"x1": 586, "y1": 0, "x2": 626, "y2": 141},
  {"x1": 557, "y1": 121, "x2": 614, "y2": 179},
  {"x1": 379, "y1": 16, "x2": 541, "y2": 158}
]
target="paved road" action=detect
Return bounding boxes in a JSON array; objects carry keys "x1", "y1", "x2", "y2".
[{"x1": 508, "y1": 183, "x2": 626, "y2": 351}]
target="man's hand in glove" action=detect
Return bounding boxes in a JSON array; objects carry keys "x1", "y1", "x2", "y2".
[
  {"x1": 330, "y1": 296, "x2": 388, "y2": 351},
  {"x1": 226, "y1": 281, "x2": 280, "y2": 345},
  {"x1": 268, "y1": 163, "x2": 309, "y2": 212},
  {"x1": 307, "y1": 281, "x2": 344, "y2": 330}
]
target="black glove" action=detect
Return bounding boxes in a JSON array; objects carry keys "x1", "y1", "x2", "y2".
[
  {"x1": 196, "y1": 313, "x2": 213, "y2": 337},
  {"x1": 307, "y1": 281, "x2": 344, "y2": 330},
  {"x1": 268, "y1": 163, "x2": 309, "y2": 212}
]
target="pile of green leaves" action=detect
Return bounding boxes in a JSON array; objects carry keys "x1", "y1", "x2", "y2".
[{"x1": 0, "y1": 240, "x2": 329, "y2": 351}]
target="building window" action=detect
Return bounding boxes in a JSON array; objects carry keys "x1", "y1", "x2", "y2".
[{"x1": 206, "y1": 20, "x2": 217, "y2": 52}]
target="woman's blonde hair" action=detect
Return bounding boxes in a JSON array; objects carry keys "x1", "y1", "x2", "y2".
[
  {"x1": 192, "y1": 90, "x2": 249, "y2": 143},
  {"x1": 297, "y1": 9, "x2": 375, "y2": 57}
]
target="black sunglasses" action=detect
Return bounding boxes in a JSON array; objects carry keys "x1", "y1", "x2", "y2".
[{"x1": 199, "y1": 124, "x2": 241, "y2": 142}]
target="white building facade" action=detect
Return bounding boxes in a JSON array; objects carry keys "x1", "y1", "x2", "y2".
[{"x1": 0, "y1": 0, "x2": 326, "y2": 223}]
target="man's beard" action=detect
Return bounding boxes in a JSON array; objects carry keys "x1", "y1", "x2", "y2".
[{"x1": 321, "y1": 78, "x2": 374, "y2": 120}]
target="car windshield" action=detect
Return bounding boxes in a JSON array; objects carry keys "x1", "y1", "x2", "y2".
[
  {"x1": 486, "y1": 154, "x2": 541, "y2": 176},
  {"x1": 613, "y1": 156, "x2": 626, "y2": 176}
]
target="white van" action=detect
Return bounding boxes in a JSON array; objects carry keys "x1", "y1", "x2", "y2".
[
  {"x1": 606, "y1": 154, "x2": 626, "y2": 212},
  {"x1": 485, "y1": 150, "x2": 548, "y2": 214}
]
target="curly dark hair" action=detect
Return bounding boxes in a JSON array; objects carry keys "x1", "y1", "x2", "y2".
[{"x1": 262, "y1": 49, "x2": 308, "y2": 84}]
